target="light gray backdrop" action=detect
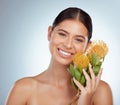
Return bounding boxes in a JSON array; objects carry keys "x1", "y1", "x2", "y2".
[{"x1": 0, "y1": 0, "x2": 120, "y2": 105}]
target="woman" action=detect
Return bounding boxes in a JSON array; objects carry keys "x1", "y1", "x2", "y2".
[{"x1": 6, "y1": 7, "x2": 113, "y2": 105}]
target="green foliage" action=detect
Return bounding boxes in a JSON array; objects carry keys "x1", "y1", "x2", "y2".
[
  {"x1": 74, "y1": 69, "x2": 81, "y2": 81},
  {"x1": 68, "y1": 53, "x2": 104, "y2": 90},
  {"x1": 69, "y1": 64, "x2": 75, "y2": 77},
  {"x1": 91, "y1": 53, "x2": 102, "y2": 76},
  {"x1": 91, "y1": 53, "x2": 97, "y2": 66},
  {"x1": 93, "y1": 65, "x2": 101, "y2": 75},
  {"x1": 68, "y1": 65, "x2": 86, "y2": 89},
  {"x1": 80, "y1": 75, "x2": 86, "y2": 85}
]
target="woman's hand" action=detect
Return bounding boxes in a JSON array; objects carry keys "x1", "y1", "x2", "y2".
[{"x1": 73, "y1": 64, "x2": 103, "y2": 105}]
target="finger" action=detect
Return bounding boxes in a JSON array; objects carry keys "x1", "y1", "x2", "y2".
[
  {"x1": 83, "y1": 70, "x2": 92, "y2": 90},
  {"x1": 88, "y1": 64, "x2": 96, "y2": 90},
  {"x1": 96, "y1": 68, "x2": 102, "y2": 82},
  {"x1": 83, "y1": 69, "x2": 91, "y2": 86},
  {"x1": 73, "y1": 77, "x2": 85, "y2": 91},
  {"x1": 95, "y1": 68, "x2": 103, "y2": 88},
  {"x1": 89, "y1": 64, "x2": 95, "y2": 79},
  {"x1": 83, "y1": 69, "x2": 90, "y2": 81}
]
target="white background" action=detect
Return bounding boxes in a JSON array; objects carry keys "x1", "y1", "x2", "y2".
[{"x1": 0, "y1": 0, "x2": 120, "y2": 105}]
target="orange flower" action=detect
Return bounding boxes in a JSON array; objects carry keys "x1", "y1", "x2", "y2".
[
  {"x1": 68, "y1": 40, "x2": 109, "y2": 96},
  {"x1": 73, "y1": 52, "x2": 89, "y2": 69},
  {"x1": 87, "y1": 40, "x2": 108, "y2": 59}
]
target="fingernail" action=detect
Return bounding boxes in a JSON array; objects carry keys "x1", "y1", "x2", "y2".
[
  {"x1": 89, "y1": 63, "x2": 91, "y2": 67},
  {"x1": 83, "y1": 69, "x2": 85, "y2": 72}
]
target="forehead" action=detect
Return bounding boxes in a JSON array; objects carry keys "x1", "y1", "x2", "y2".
[{"x1": 54, "y1": 19, "x2": 88, "y2": 37}]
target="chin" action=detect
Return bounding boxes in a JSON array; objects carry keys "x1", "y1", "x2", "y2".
[{"x1": 56, "y1": 57, "x2": 72, "y2": 66}]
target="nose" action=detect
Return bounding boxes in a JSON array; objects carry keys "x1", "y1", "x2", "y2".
[{"x1": 63, "y1": 38, "x2": 73, "y2": 49}]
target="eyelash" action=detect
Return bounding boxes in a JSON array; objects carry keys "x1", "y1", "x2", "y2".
[
  {"x1": 58, "y1": 32, "x2": 85, "y2": 42},
  {"x1": 75, "y1": 38, "x2": 84, "y2": 42},
  {"x1": 58, "y1": 33, "x2": 66, "y2": 37}
]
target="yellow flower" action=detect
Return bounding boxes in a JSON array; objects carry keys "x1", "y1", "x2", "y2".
[
  {"x1": 87, "y1": 40, "x2": 108, "y2": 59},
  {"x1": 73, "y1": 52, "x2": 89, "y2": 69},
  {"x1": 68, "y1": 40, "x2": 109, "y2": 93}
]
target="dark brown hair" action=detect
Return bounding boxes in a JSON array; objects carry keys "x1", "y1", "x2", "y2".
[{"x1": 52, "y1": 7, "x2": 92, "y2": 41}]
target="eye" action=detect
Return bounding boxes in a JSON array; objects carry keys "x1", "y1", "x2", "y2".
[
  {"x1": 75, "y1": 38, "x2": 85, "y2": 43},
  {"x1": 58, "y1": 33, "x2": 67, "y2": 37}
]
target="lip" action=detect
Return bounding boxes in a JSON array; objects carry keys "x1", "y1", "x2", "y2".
[{"x1": 57, "y1": 48, "x2": 74, "y2": 58}]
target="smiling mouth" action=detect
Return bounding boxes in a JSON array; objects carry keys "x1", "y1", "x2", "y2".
[{"x1": 58, "y1": 48, "x2": 74, "y2": 58}]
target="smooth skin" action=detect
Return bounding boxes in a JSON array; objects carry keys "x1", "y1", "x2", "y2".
[{"x1": 6, "y1": 20, "x2": 113, "y2": 105}]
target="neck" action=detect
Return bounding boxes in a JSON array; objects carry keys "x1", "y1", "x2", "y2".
[{"x1": 46, "y1": 59, "x2": 72, "y2": 87}]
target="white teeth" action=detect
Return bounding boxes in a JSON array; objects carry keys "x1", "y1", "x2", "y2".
[{"x1": 59, "y1": 50, "x2": 71, "y2": 56}]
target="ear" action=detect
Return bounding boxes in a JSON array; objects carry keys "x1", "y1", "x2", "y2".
[{"x1": 48, "y1": 26, "x2": 53, "y2": 41}]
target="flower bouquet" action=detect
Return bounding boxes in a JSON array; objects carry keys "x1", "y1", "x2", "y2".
[{"x1": 68, "y1": 40, "x2": 108, "y2": 105}]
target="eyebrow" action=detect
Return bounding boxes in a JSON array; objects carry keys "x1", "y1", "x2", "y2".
[
  {"x1": 75, "y1": 35, "x2": 86, "y2": 40},
  {"x1": 57, "y1": 29, "x2": 86, "y2": 39},
  {"x1": 57, "y1": 29, "x2": 69, "y2": 34}
]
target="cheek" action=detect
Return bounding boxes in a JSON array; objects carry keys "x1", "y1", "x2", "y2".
[
  {"x1": 49, "y1": 36, "x2": 60, "y2": 46},
  {"x1": 49, "y1": 36, "x2": 61, "y2": 53},
  {"x1": 75, "y1": 44, "x2": 88, "y2": 53}
]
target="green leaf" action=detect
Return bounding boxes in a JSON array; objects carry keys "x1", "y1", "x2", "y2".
[
  {"x1": 76, "y1": 66, "x2": 82, "y2": 73},
  {"x1": 74, "y1": 69, "x2": 81, "y2": 81},
  {"x1": 97, "y1": 61, "x2": 102, "y2": 67},
  {"x1": 80, "y1": 75, "x2": 86, "y2": 85},
  {"x1": 91, "y1": 53, "x2": 97, "y2": 66},
  {"x1": 93, "y1": 65, "x2": 101, "y2": 76},
  {"x1": 68, "y1": 64, "x2": 75, "y2": 77}
]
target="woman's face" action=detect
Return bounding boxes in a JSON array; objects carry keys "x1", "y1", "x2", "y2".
[{"x1": 48, "y1": 19, "x2": 89, "y2": 66}]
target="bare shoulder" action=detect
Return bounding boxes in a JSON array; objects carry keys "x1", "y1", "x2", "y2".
[
  {"x1": 98, "y1": 80, "x2": 112, "y2": 91},
  {"x1": 93, "y1": 80, "x2": 113, "y2": 105},
  {"x1": 9, "y1": 77, "x2": 35, "y2": 91},
  {"x1": 15, "y1": 77, "x2": 38, "y2": 88},
  {"x1": 6, "y1": 77, "x2": 38, "y2": 105},
  {"x1": 13, "y1": 71, "x2": 47, "y2": 88}
]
